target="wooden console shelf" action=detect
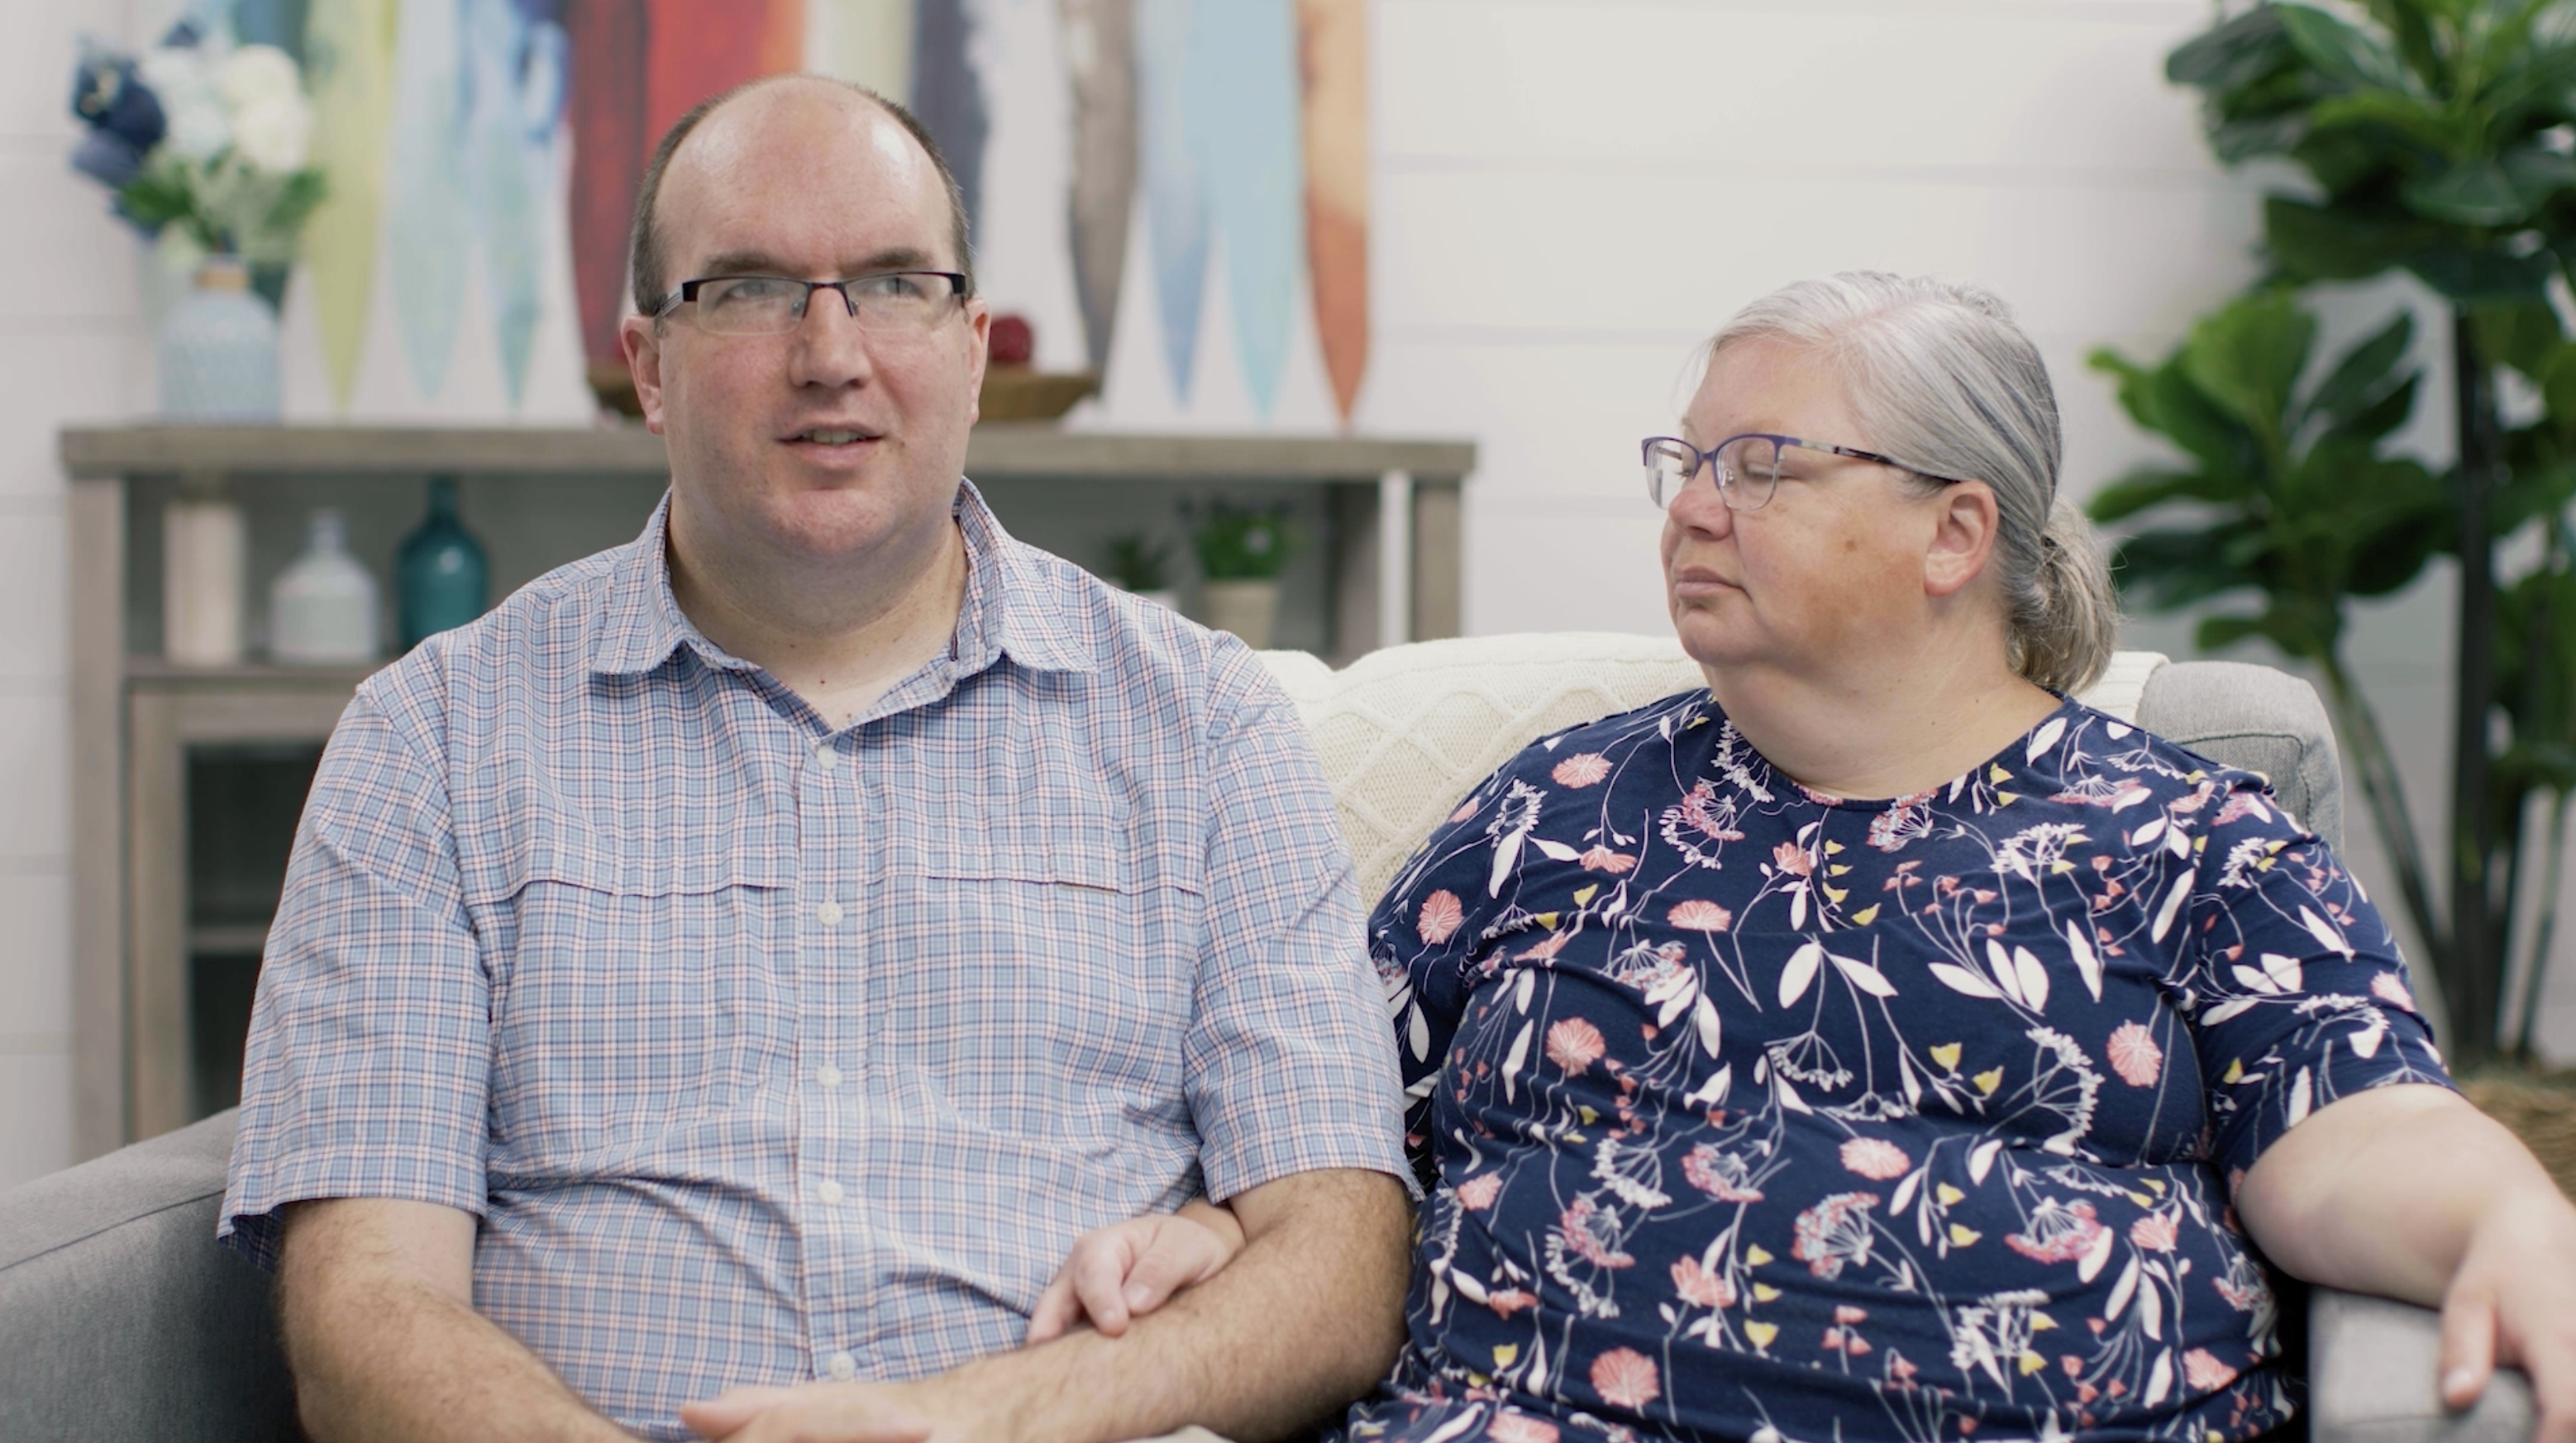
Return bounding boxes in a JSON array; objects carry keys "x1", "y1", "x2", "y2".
[{"x1": 64, "y1": 423, "x2": 1476, "y2": 1155}]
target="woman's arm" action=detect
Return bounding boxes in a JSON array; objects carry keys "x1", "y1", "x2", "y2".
[{"x1": 2237, "y1": 1083, "x2": 2576, "y2": 1440}]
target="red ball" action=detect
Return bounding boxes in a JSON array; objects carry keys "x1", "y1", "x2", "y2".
[{"x1": 990, "y1": 313, "x2": 1034, "y2": 367}]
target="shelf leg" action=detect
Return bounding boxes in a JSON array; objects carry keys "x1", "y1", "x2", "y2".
[{"x1": 1377, "y1": 469, "x2": 1413, "y2": 650}]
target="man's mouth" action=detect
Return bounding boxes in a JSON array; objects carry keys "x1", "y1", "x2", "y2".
[{"x1": 785, "y1": 427, "x2": 881, "y2": 446}]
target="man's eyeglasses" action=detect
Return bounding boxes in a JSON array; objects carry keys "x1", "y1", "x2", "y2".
[
  {"x1": 656, "y1": 271, "x2": 971, "y2": 337},
  {"x1": 1641, "y1": 433, "x2": 1965, "y2": 512}
]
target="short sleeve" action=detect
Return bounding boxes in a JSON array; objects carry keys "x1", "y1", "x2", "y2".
[
  {"x1": 1181, "y1": 657, "x2": 1414, "y2": 1203},
  {"x1": 2176, "y1": 775, "x2": 2452, "y2": 1181},
  {"x1": 219, "y1": 681, "x2": 494, "y2": 1269}
]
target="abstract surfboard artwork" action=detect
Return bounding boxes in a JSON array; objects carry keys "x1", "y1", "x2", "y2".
[
  {"x1": 1189, "y1": 0, "x2": 1300, "y2": 418},
  {"x1": 565, "y1": 0, "x2": 646, "y2": 370},
  {"x1": 386, "y1": 0, "x2": 473, "y2": 398},
  {"x1": 644, "y1": 0, "x2": 804, "y2": 142},
  {"x1": 460, "y1": 0, "x2": 565, "y2": 407},
  {"x1": 912, "y1": 0, "x2": 990, "y2": 250},
  {"x1": 1138, "y1": 0, "x2": 1209, "y2": 401},
  {"x1": 809, "y1": 0, "x2": 917, "y2": 103},
  {"x1": 1060, "y1": 0, "x2": 1134, "y2": 374},
  {"x1": 300, "y1": 0, "x2": 396, "y2": 407},
  {"x1": 1299, "y1": 0, "x2": 1367, "y2": 422}
]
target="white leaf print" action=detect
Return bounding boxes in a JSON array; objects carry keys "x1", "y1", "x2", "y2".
[
  {"x1": 1515, "y1": 968, "x2": 1536, "y2": 1014},
  {"x1": 1891, "y1": 1169, "x2": 1921, "y2": 1215},
  {"x1": 2014, "y1": 945, "x2": 2049, "y2": 1012},
  {"x1": 2151, "y1": 872, "x2": 2194, "y2": 942},
  {"x1": 2300, "y1": 905, "x2": 2356, "y2": 958},
  {"x1": 1648, "y1": 966, "x2": 1699, "y2": 1026},
  {"x1": 2145, "y1": 1348, "x2": 2173, "y2": 1405},
  {"x1": 2107, "y1": 722, "x2": 2133, "y2": 740},
  {"x1": 1901, "y1": 1054, "x2": 1923, "y2": 1105},
  {"x1": 1502, "y1": 1020, "x2": 1532, "y2": 1103},
  {"x1": 1531, "y1": 838, "x2": 1581, "y2": 862},
  {"x1": 2200, "y1": 997, "x2": 2259, "y2": 1026},
  {"x1": 1777, "y1": 1074, "x2": 1813, "y2": 1113},
  {"x1": 1930, "y1": 963, "x2": 2004, "y2": 1000},
  {"x1": 1408, "y1": 1005, "x2": 1432, "y2": 1061},
  {"x1": 2130, "y1": 817, "x2": 2167, "y2": 848},
  {"x1": 1695, "y1": 993, "x2": 1724, "y2": 1054},
  {"x1": 2166, "y1": 826, "x2": 2192, "y2": 859},
  {"x1": 2140, "y1": 1277, "x2": 2166, "y2": 1341},
  {"x1": 1781, "y1": 941, "x2": 1825, "y2": 1008},
  {"x1": 2066, "y1": 921, "x2": 2104, "y2": 1002},
  {"x1": 2263, "y1": 951, "x2": 2305, "y2": 993},
  {"x1": 2288, "y1": 1065, "x2": 2314, "y2": 1127},
  {"x1": 2079, "y1": 1217, "x2": 2116, "y2": 1283},
  {"x1": 1488, "y1": 831, "x2": 1524, "y2": 898},
  {"x1": 1790, "y1": 883, "x2": 1809, "y2": 931},
  {"x1": 1686, "y1": 1064, "x2": 1732, "y2": 1108},
  {"x1": 1831, "y1": 951, "x2": 1899, "y2": 998},
  {"x1": 2232, "y1": 965, "x2": 2281, "y2": 995},
  {"x1": 1986, "y1": 940, "x2": 2029, "y2": 1007},
  {"x1": 1969, "y1": 1138, "x2": 2003, "y2": 1183},
  {"x1": 2106, "y1": 1255, "x2": 2140, "y2": 1322},
  {"x1": 2352, "y1": 1018, "x2": 2387, "y2": 1059},
  {"x1": 2027, "y1": 717, "x2": 2067, "y2": 763}
]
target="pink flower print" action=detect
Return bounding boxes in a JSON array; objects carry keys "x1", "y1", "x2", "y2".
[
  {"x1": 1682, "y1": 1143, "x2": 1765, "y2": 1202},
  {"x1": 1670, "y1": 1254, "x2": 1735, "y2": 1308},
  {"x1": 2106, "y1": 1022, "x2": 2163, "y2": 1088},
  {"x1": 2182, "y1": 1348, "x2": 2240, "y2": 1392},
  {"x1": 1449, "y1": 798, "x2": 1479, "y2": 824},
  {"x1": 1668, "y1": 899, "x2": 1733, "y2": 932},
  {"x1": 1835, "y1": 1305, "x2": 1869, "y2": 1325},
  {"x1": 1557, "y1": 1197, "x2": 1634, "y2": 1269},
  {"x1": 2004, "y1": 1198, "x2": 2106, "y2": 1264},
  {"x1": 1839, "y1": 1136, "x2": 1912, "y2": 1181},
  {"x1": 1580, "y1": 846, "x2": 1637, "y2": 874},
  {"x1": 2129, "y1": 1212, "x2": 2178, "y2": 1252},
  {"x1": 1488, "y1": 1414, "x2": 1561, "y2": 1443},
  {"x1": 1772, "y1": 841, "x2": 1815, "y2": 876},
  {"x1": 1553, "y1": 753, "x2": 1612, "y2": 788},
  {"x1": 1589, "y1": 1348, "x2": 1662, "y2": 1410},
  {"x1": 1546, "y1": 1017, "x2": 1608, "y2": 1074},
  {"x1": 1418, "y1": 890, "x2": 1463, "y2": 945},
  {"x1": 1487, "y1": 1288, "x2": 1539, "y2": 1317},
  {"x1": 1515, "y1": 930, "x2": 1573, "y2": 962},
  {"x1": 1791, "y1": 1191, "x2": 1882, "y2": 1279},
  {"x1": 2373, "y1": 972, "x2": 2419, "y2": 1011},
  {"x1": 1453, "y1": 1172, "x2": 1503, "y2": 1211}
]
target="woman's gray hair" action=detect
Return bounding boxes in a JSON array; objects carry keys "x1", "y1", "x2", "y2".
[{"x1": 1702, "y1": 271, "x2": 2119, "y2": 695}]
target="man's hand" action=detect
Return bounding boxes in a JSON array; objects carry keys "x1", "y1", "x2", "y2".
[
  {"x1": 682, "y1": 1381, "x2": 940, "y2": 1442},
  {"x1": 1028, "y1": 1199, "x2": 1247, "y2": 1343}
]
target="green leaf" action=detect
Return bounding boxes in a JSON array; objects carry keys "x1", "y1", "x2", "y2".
[
  {"x1": 2144, "y1": 360, "x2": 2265, "y2": 475},
  {"x1": 2194, "y1": 612, "x2": 2273, "y2": 652},
  {"x1": 2212, "y1": 113, "x2": 2312, "y2": 164},
  {"x1": 2405, "y1": 160, "x2": 2536, "y2": 226},
  {"x1": 2302, "y1": 310, "x2": 2416, "y2": 433},
  {"x1": 2407, "y1": 242, "x2": 2557, "y2": 304},
  {"x1": 2276, "y1": 3, "x2": 2414, "y2": 92},
  {"x1": 2473, "y1": 302, "x2": 2564, "y2": 379},
  {"x1": 2087, "y1": 466, "x2": 2249, "y2": 524},
  {"x1": 2265, "y1": 195, "x2": 2425, "y2": 280},
  {"x1": 2182, "y1": 290, "x2": 2315, "y2": 441},
  {"x1": 2328, "y1": 373, "x2": 2422, "y2": 444},
  {"x1": 2541, "y1": 345, "x2": 2576, "y2": 438},
  {"x1": 2110, "y1": 528, "x2": 2262, "y2": 612},
  {"x1": 2168, "y1": 7, "x2": 2295, "y2": 91},
  {"x1": 2304, "y1": 88, "x2": 2464, "y2": 156}
]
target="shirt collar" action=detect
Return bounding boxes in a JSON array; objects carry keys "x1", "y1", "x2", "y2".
[{"x1": 589, "y1": 482, "x2": 1100, "y2": 679}]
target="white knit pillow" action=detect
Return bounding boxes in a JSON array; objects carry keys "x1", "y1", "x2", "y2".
[{"x1": 1257, "y1": 635, "x2": 2168, "y2": 907}]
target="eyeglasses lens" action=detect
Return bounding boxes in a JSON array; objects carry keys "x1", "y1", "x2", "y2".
[
  {"x1": 1718, "y1": 436, "x2": 1780, "y2": 510},
  {"x1": 694, "y1": 275, "x2": 958, "y2": 336}
]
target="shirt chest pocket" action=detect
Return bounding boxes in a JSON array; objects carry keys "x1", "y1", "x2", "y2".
[
  {"x1": 880, "y1": 836, "x2": 1201, "y2": 1143},
  {"x1": 479, "y1": 836, "x2": 794, "y2": 1158}
]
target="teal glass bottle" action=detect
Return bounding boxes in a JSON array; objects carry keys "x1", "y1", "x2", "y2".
[{"x1": 396, "y1": 477, "x2": 489, "y2": 649}]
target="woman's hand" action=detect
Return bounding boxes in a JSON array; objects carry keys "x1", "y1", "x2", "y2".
[
  {"x1": 2439, "y1": 1184, "x2": 2576, "y2": 1442},
  {"x1": 1024, "y1": 1198, "x2": 1247, "y2": 1344}
]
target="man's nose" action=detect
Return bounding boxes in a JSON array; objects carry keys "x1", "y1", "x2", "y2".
[{"x1": 786, "y1": 288, "x2": 878, "y2": 388}]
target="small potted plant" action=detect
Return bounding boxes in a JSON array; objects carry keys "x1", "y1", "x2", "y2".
[
  {"x1": 68, "y1": 22, "x2": 326, "y2": 420},
  {"x1": 1186, "y1": 501, "x2": 1296, "y2": 649},
  {"x1": 1103, "y1": 533, "x2": 1178, "y2": 611}
]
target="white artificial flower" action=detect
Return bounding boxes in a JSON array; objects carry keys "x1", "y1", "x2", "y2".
[
  {"x1": 218, "y1": 45, "x2": 303, "y2": 112},
  {"x1": 230, "y1": 95, "x2": 312, "y2": 173},
  {"x1": 140, "y1": 46, "x2": 228, "y2": 160}
]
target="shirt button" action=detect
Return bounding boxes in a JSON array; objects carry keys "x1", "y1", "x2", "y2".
[
  {"x1": 826, "y1": 1350, "x2": 857, "y2": 1380},
  {"x1": 815, "y1": 1063, "x2": 843, "y2": 1088},
  {"x1": 816, "y1": 1179, "x2": 845, "y2": 1205},
  {"x1": 815, "y1": 900, "x2": 844, "y2": 926},
  {"x1": 813, "y1": 745, "x2": 837, "y2": 772}
]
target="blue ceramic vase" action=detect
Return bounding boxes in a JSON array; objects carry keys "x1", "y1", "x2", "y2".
[{"x1": 159, "y1": 257, "x2": 282, "y2": 421}]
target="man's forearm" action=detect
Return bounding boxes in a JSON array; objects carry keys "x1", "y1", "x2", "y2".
[
  {"x1": 928, "y1": 1168, "x2": 1413, "y2": 1443},
  {"x1": 279, "y1": 1201, "x2": 637, "y2": 1443}
]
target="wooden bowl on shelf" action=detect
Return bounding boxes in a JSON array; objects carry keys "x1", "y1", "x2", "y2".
[{"x1": 980, "y1": 367, "x2": 1100, "y2": 422}]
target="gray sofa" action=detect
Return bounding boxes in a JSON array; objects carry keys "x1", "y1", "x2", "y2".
[{"x1": 0, "y1": 650, "x2": 2538, "y2": 1442}]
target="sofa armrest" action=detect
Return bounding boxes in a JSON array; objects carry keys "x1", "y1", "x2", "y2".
[
  {"x1": 0, "y1": 1108, "x2": 301, "y2": 1441},
  {"x1": 2314, "y1": 1287, "x2": 2532, "y2": 1443}
]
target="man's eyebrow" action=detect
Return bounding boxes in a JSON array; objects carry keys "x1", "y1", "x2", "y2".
[{"x1": 691, "y1": 247, "x2": 942, "y2": 279}]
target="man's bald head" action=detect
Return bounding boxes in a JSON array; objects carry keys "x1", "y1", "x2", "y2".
[{"x1": 627, "y1": 74, "x2": 975, "y2": 319}]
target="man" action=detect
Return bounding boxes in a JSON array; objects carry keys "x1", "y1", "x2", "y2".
[{"x1": 221, "y1": 76, "x2": 1413, "y2": 1443}]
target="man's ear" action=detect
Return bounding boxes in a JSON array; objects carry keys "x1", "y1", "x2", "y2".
[
  {"x1": 962, "y1": 297, "x2": 991, "y2": 427},
  {"x1": 1925, "y1": 479, "x2": 2002, "y2": 600},
  {"x1": 620, "y1": 314, "x2": 667, "y2": 434}
]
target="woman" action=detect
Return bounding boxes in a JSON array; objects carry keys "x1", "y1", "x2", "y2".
[{"x1": 1041, "y1": 273, "x2": 2576, "y2": 1443}]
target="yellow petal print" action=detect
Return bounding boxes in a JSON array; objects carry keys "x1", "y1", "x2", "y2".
[
  {"x1": 1745, "y1": 1245, "x2": 1773, "y2": 1266},
  {"x1": 1996, "y1": 792, "x2": 2020, "y2": 805},
  {"x1": 1537, "y1": 912, "x2": 1558, "y2": 928},
  {"x1": 2020, "y1": 1351, "x2": 2048, "y2": 1375},
  {"x1": 1745, "y1": 1321, "x2": 1779, "y2": 1349},
  {"x1": 1493, "y1": 1343, "x2": 1519, "y2": 1366},
  {"x1": 1936, "y1": 1183, "x2": 1966, "y2": 1206},
  {"x1": 1950, "y1": 1224, "x2": 1982, "y2": 1245},
  {"x1": 1577, "y1": 1106, "x2": 1597, "y2": 1125},
  {"x1": 1828, "y1": 864, "x2": 1851, "y2": 876},
  {"x1": 1849, "y1": 904, "x2": 1881, "y2": 926},
  {"x1": 1825, "y1": 841, "x2": 1844, "y2": 855},
  {"x1": 1990, "y1": 764, "x2": 2010, "y2": 783},
  {"x1": 1753, "y1": 1283, "x2": 1782, "y2": 1303},
  {"x1": 2031, "y1": 1313, "x2": 2057, "y2": 1331},
  {"x1": 1974, "y1": 1068, "x2": 2005, "y2": 1094},
  {"x1": 1930, "y1": 1043, "x2": 1962, "y2": 1070},
  {"x1": 2052, "y1": 860, "x2": 2076, "y2": 874},
  {"x1": 2222, "y1": 1059, "x2": 2245, "y2": 1084},
  {"x1": 1573, "y1": 885, "x2": 1598, "y2": 905},
  {"x1": 1823, "y1": 885, "x2": 1849, "y2": 904}
]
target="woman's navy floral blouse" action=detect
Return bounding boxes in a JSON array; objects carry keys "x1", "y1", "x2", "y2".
[{"x1": 1335, "y1": 692, "x2": 2450, "y2": 1443}]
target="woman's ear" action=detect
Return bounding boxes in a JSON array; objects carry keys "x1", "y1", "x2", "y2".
[{"x1": 1924, "y1": 480, "x2": 2001, "y2": 599}]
